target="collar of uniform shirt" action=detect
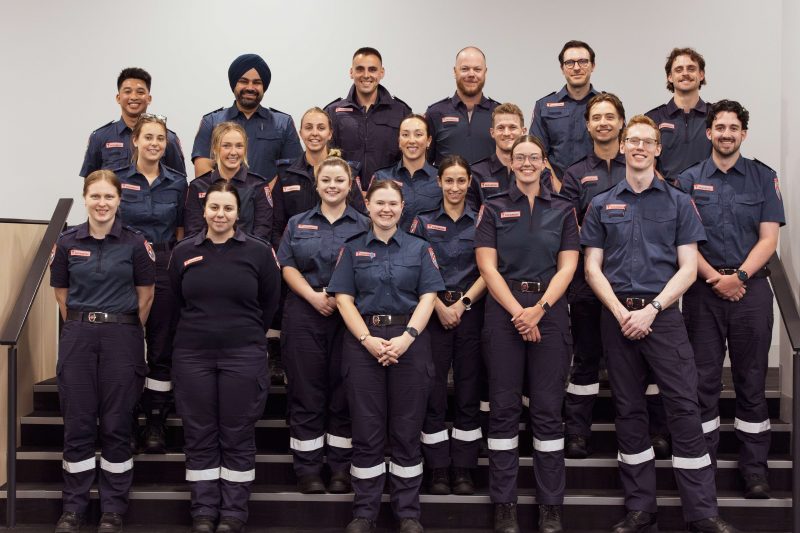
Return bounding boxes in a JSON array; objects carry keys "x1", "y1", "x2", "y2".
[
  {"x1": 365, "y1": 227, "x2": 402, "y2": 247},
  {"x1": 507, "y1": 178, "x2": 554, "y2": 202},
  {"x1": 225, "y1": 101, "x2": 270, "y2": 120},
  {"x1": 309, "y1": 203, "x2": 361, "y2": 222},
  {"x1": 432, "y1": 202, "x2": 477, "y2": 222},
  {"x1": 192, "y1": 227, "x2": 247, "y2": 246},
  {"x1": 666, "y1": 97, "x2": 708, "y2": 116},
  {"x1": 556, "y1": 84, "x2": 599, "y2": 103},
  {"x1": 618, "y1": 175, "x2": 668, "y2": 196},
  {"x1": 586, "y1": 151, "x2": 626, "y2": 169},
  {"x1": 703, "y1": 154, "x2": 747, "y2": 180},
  {"x1": 76, "y1": 217, "x2": 123, "y2": 240},
  {"x1": 450, "y1": 92, "x2": 492, "y2": 109},
  {"x1": 396, "y1": 160, "x2": 437, "y2": 180},
  {"x1": 211, "y1": 165, "x2": 248, "y2": 184}
]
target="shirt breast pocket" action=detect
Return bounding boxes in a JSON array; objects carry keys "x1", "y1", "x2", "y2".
[
  {"x1": 103, "y1": 148, "x2": 131, "y2": 169},
  {"x1": 658, "y1": 126, "x2": 678, "y2": 150},
  {"x1": 353, "y1": 259, "x2": 381, "y2": 292},
  {"x1": 543, "y1": 109, "x2": 570, "y2": 134},
  {"x1": 692, "y1": 192, "x2": 721, "y2": 225},
  {"x1": 291, "y1": 232, "x2": 321, "y2": 271},
  {"x1": 641, "y1": 209, "x2": 677, "y2": 245},
  {"x1": 733, "y1": 193, "x2": 764, "y2": 227},
  {"x1": 256, "y1": 130, "x2": 283, "y2": 159},
  {"x1": 392, "y1": 256, "x2": 421, "y2": 292},
  {"x1": 599, "y1": 210, "x2": 633, "y2": 248}
]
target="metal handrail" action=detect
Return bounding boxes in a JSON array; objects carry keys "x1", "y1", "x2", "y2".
[
  {"x1": 767, "y1": 253, "x2": 800, "y2": 533},
  {"x1": 0, "y1": 199, "x2": 73, "y2": 528}
]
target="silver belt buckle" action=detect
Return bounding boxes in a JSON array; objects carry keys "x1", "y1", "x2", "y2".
[{"x1": 88, "y1": 312, "x2": 107, "y2": 323}]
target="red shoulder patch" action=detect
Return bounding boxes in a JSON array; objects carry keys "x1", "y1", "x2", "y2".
[{"x1": 428, "y1": 247, "x2": 439, "y2": 269}]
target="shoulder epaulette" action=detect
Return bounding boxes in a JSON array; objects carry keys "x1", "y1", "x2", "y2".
[
  {"x1": 345, "y1": 230, "x2": 368, "y2": 243},
  {"x1": 61, "y1": 226, "x2": 79, "y2": 237},
  {"x1": 92, "y1": 120, "x2": 115, "y2": 134},
  {"x1": 324, "y1": 97, "x2": 347, "y2": 110},
  {"x1": 267, "y1": 107, "x2": 292, "y2": 117},
  {"x1": 202, "y1": 107, "x2": 224, "y2": 117},
  {"x1": 753, "y1": 158, "x2": 777, "y2": 175},
  {"x1": 247, "y1": 170, "x2": 269, "y2": 182},
  {"x1": 161, "y1": 163, "x2": 187, "y2": 178},
  {"x1": 123, "y1": 225, "x2": 144, "y2": 235}
]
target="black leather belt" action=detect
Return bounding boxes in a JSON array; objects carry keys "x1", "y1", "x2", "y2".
[
  {"x1": 438, "y1": 290, "x2": 465, "y2": 303},
  {"x1": 149, "y1": 242, "x2": 174, "y2": 252},
  {"x1": 363, "y1": 314, "x2": 409, "y2": 326},
  {"x1": 617, "y1": 296, "x2": 677, "y2": 311},
  {"x1": 66, "y1": 310, "x2": 140, "y2": 324},
  {"x1": 510, "y1": 280, "x2": 545, "y2": 293},
  {"x1": 715, "y1": 267, "x2": 769, "y2": 279},
  {"x1": 311, "y1": 286, "x2": 328, "y2": 293}
]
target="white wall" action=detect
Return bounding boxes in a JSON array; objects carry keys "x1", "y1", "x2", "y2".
[{"x1": 0, "y1": 0, "x2": 783, "y2": 224}]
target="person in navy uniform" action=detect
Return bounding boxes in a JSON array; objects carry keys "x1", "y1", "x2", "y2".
[
  {"x1": 466, "y1": 103, "x2": 526, "y2": 210},
  {"x1": 372, "y1": 114, "x2": 440, "y2": 232},
  {"x1": 475, "y1": 135, "x2": 579, "y2": 533},
  {"x1": 646, "y1": 48, "x2": 712, "y2": 182},
  {"x1": 114, "y1": 114, "x2": 188, "y2": 454},
  {"x1": 531, "y1": 40, "x2": 601, "y2": 185},
  {"x1": 325, "y1": 47, "x2": 411, "y2": 190},
  {"x1": 168, "y1": 180, "x2": 281, "y2": 533},
  {"x1": 425, "y1": 46, "x2": 499, "y2": 166},
  {"x1": 328, "y1": 180, "x2": 445, "y2": 533},
  {"x1": 582, "y1": 115, "x2": 739, "y2": 533},
  {"x1": 80, "y1": 67, "x2": 186, "y2": 177},
  {"x1": 676, "y1": 100, "x2": 785, "y2": 499},
  {"x1": 272, "y1": 107, "x2": 367, "y2": 248},
  {"x1": 185, "y1": 122, "x2": 273, "y2": 241},
  {"x1": 277, "y1": 155, "x2": 369, "y2": 494},
  {"x1": 51, "y1": 170, "x2": 155, "y2": 533},
  {"x1": 410, "y1": 155, "x2": 486, "y2": 496},
  {"x1": 191, "y1": 53, "x2": 302, "y2": 179}
]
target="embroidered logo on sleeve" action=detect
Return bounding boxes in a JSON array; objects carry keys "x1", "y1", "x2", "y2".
[
  {"x1": 282, "y1": 185, "x2": 301, "y2": 193},
  {"x1": 476, "y1": 205, "x2": 485, "y2": 226},
  {"x1": 70, "y1": 249, "x2": 91, "y2": 257},
  {"x1": 49, "y1": 244, "x2": 56, "y2": 265},
  {"x1": 428, "y1": 247, "x2": 439, "y2": 269},
  {"x1": 184, "y1": 256, "x2": 203, "y2": 267},
  {"x1": 500, "y1": 210, "x2": 521, "y2": 219},
  {"x1": 335, "y1": 247, "x2": 345, "y2": 267},
  {"x1": 774, "y1": 177, "x2": 782, "y2": 200},
  {"x1": 693, "y1": 184, "x2": 714, "y2": 192},
  {"x1": 121, "y1": 183, "x2": 141, "y2": 191},
  {"x1": 144, "y1": 241, "x2": 156, "y2": 262},
  {"x1": 271, "y1": 247, "x2": 281, "y2": 269},
  {"x1": 105, "y1": 142, "x2": 124, "y2": 148},
  {"x1": 264, "y1": 185, "x2": 273, "y2": 207},
  {"x1": 198, "y1": 192, "x2": 206, "y2": 199},
  {"x1": 409, "y1": 218, "x2": 419, "y2": 233}
]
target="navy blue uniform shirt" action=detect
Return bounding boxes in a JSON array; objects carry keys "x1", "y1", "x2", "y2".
[
  {"x1": 116, "y1": 163, "x2": 188, "y2": 245},
  {"x1": 79, "y1": 118, "x2": 186, "y2": 177},
  {"x1": 50, "y1": 217, "x2": 156, "y2": 313},
  {"x1": 191, "y1": 103, "x2": 302, "y2": 180},
  {"x1": 531, "y1": 85, "x2": 600, "y2": 178},
  {"x1": 327, "y1": 229, "x2": 445, "y2": 315},
  {"x1": 278, "y1": 204, "x2": 370, "y2": 288},
  {"x1": 467, "y1": 153, "x2": 554, "y2": 210},
  {"x1": 325, "y1": 84, "x2": 411, "y2": 189},
  {"x1": 184, "y1": 166, "x2": 273, "y2": 240},
  {"x1": 371, "y1": 160, "x2": 440, "y2": 232},
  {"x1": 410, "y1": 204, "x2": 479, "y2": 292},
  {"x1": 168, "y1": 228, "x2": 281, "y2": 349},
  {"x1": 580, "y1": 176, "x2": 707, "y2": 295},
  {"x1": 474, "y1": 180, "x2": 580, "y2": 283},
  {"x1": 645, "y1": 98, "x2": 712, "y2": 181},
  {"x1": 676, "y1": 155, "x2": 785, "y2": 267},
  {"x1": 561, "y1": 152, "x2": 627, "y2": 224},
  {"x1": 271, "y1": 155, "x2": 366, "y2": 247},
  {"x1": 425, "y1": 93, "x2": 499, "y2": 166}
]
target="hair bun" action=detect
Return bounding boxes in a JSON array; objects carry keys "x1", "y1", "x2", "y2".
[{"x1": 327, "y1": 148, "x2": 343, "y2": 158}]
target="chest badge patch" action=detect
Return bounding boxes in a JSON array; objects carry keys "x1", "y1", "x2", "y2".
[
  {"x1": 105, "y1": 142, "x2": 124, "y2": 149},
  {"x1": 693, "y1": 184, "x2": 714, "y2": 192},
  {"x1": 658, "y1": 122, "x2": 676, "y2": 130},
  {"x1": 605, "y1": 203, "x2": 627, "y2": 211},
  {"x1": 335, "y1": 107, "x2": 353, "y2": 113},
  {"x1": 184, "y1": 256, "x2": 203, "y2": 267},
  {"x1": 355, "y1": 251, "x2": 376, "y2": 259},
  {"x1": 121, "y1": 183, "x2": 141, "y2": 191},
  {"x1": 70, "y1": 249, "x2": 91, "y2": 257},
  {"x1": 283, "y1": 185, "x2": 301, "y2": 193},
  {"x1": 297, "y1": 224, "x2": 318, "y2": 231},
  {"x1": 481, "y1": 181, "x2": 499, "y2": 188},
  {"x1": 546, "y1": 102, "x2": 566, "y2": 108},
  {"x1": 426, "y1": 224, "x2": 447, "y2": 232},
  {"x1": 581, "y1": 175, "x2": 599, "y2": 184},
  {"x1": 500, "y1": 210, "x2": 521, "y2": 219},
  {"x1": 198, "y1": 192, "x2": 206, "y2": 199},
  {"x1": 442, "y1": 116, "x2": 460, "y2": 123}
]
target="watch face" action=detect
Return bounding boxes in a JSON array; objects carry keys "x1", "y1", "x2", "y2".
[
  {"x1": 737, "y1": 270, "x2": 748, "y2": 281},
  {"x1": 462, "y1": 297, "x2": 472, "y2": 306}
]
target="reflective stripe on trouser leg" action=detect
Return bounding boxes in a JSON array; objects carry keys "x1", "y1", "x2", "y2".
[
  {"x1": 388, "y1": 461, "x2": 423, "y2": 478},
  {"x1": 290, "y1": 435, "x2": 325, "y2": 452},
  {"x1": 145, "y1": 377, "x2": 172, "y2": 392},
  {"x1": 220, "y1": 467, "x2": 256, "y2": 482}
]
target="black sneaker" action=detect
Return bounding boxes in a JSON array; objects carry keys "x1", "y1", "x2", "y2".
[
  {"x1": 97, "y1": 512, "x2": 123, "y2": 533},
  {"x1": 450, "y1": 467, "x2": 474, "y2": 495},
  {"x1": 611, "y1": 510, "x2": 658, "y2": 533},
  {"x1": 215, "y1": 516, "x2": 245, "y2": 533},
  {"x1": 687, "y1": 516, "x2": 740, "y2": 533},
  {"x1": 191, "y1": 515, "x2": 216, "y2": 533},
  {"x1": 345, "y1": 517, "x2": 376, "y2": 533},
  {"x1": 538, "y1": 504, "x2": 563, "y2": 533},
  {"x1": 743, "y1": 473, "x2": 771, "y2": 499},
  {"x1": 565, "y1": 434, "x2": 591, "y2": 459},
  {"x1": 398, "y1": 517, "x2": 424, "y2": 533},
  {"x1": 428, "y1": 467, "x2": 450, "y2": 495},
  {"x1": 493, "y1": 503, "x2": 520, "y2": 533},
  {"x1": 54, "y1": 511, "x2": 84, "y2": 533}
]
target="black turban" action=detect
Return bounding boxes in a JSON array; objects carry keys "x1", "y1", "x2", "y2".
[{"x1": 227, "y1": 54, "x2": 271, "y2": 92}]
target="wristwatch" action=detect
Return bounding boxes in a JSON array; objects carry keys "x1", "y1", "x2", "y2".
[
  {"x1": 404, "y1": 327, "x2": 419, "y2": 339},
  {"x1": 537, "y1": 300, "x2": 551, "y2": 313},
  {"x1": 359, "y1": 332, "x2": 369, "y2": 343},
  {"x1": 649, "y1": 300, "x2": 663, "y2": 313},
  {"x1": 736, "y1": 269, "x2": 749, "y2": 282},
  {"x1": 460, "y1": 296, "x2": 472, "y2": 311}
]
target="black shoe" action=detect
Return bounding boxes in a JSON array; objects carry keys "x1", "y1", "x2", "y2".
[
  {"x1": 565, "y1": 434, "x2": 591, "y2": 459},
  {"x1": 687, "y1": 516, "x2": 740, "y2": 533},
  {"x1": 611, "y1": 510, "x2": 658, "y2": 533},
  {"x1": 345, "y1": 517, "x2": 376, "y2": 533},
  {"x1": 451, "y1": 467, "x2": 474, "y2": 495},
  {"x1": 398, "y1": 518, "x2": 424, "y2": 533},
  {"x1": 268, "y1": 339, "x2": 285, "y2": 385},
  {"x1": 651, "y1": 435, "x2": 671, "y2": 459},
  {"x1": 54, "y1": 511, "x2": 84, "y2": 533},
  {"x1": 191, "y1": 516, "x2": 216, "y2": 533},
  {"x1": 494, "y1": 503, "x2": 520, "y2": 533},
  {"x1": 328, "y1": 470, "x2": 352, "y2": 494},
  {"x1": 97, "y1": 513, "x2": 124, "y2": 533},
  {"x1": 142, "y1": 421, "x2": 166, "y2": 454},
  {"x1": 743, "y1": 473, "x2": 771, "y2": 499},
  {"x1": 539, "y1": 504, "x2": 563, "y2": 533},
  {"x1": 297, "y1": 474, "x2": 326, "y2": 494},
  {"x1": 216, "y1": 517, "x2": 245, "y2": 533},
  {"x1": 428, "y1": 467, "x2": 450, "y2": 495}
]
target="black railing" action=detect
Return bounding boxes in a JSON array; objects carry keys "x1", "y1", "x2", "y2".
[
  {"x1": 0, "y1": 199, "x2": 72, "y2": 528},
  {"x1": 767, "y1": 253, "x2": 800, "y2": 533}
]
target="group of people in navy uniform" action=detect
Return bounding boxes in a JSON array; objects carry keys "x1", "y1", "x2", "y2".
[{"x1": 50, "y1": 39, "x2": 784, "y2": 533}]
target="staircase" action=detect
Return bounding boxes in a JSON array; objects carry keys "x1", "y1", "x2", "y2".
[{"x1": 0, "y1": 368, "x2": 791, "y2": 532}]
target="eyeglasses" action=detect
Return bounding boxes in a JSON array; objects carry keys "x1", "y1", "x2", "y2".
[
  {"x1": 140, "y1": 113, "x2": 167, "y2": 124},
  {"x1": 562, "y1": 59, "x2": 591, "y2": 69},
  {"x1": 624, "y1": 137, "x2": 658, "y2": 148},
  {"x1": 512, "y1": 154, "x2": 543, "y2": 164}
]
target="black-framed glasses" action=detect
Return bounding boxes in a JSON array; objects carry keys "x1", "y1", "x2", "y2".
[{"x1": 562, "y1": 59, "x2": 591, "y2": 69}]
